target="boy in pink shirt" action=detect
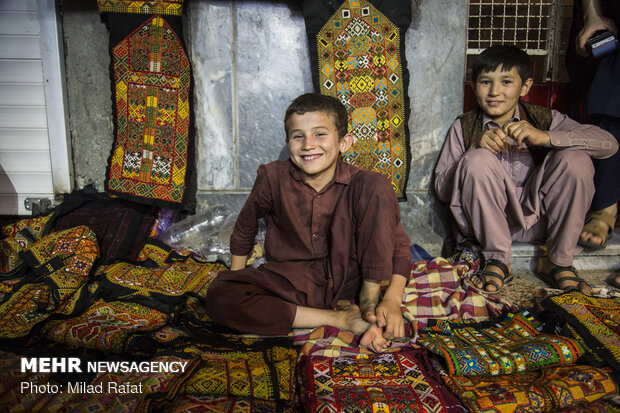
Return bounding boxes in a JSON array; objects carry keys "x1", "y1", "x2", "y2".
[{"x1": 434, "y1": 45, "x2": 617, "y2": 294}]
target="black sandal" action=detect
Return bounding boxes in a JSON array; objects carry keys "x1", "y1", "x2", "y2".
[
  {"x1": 543, "y1": 265, "x2": 592, "y2": 294},
  {"x1": 470, "y1": 258, "x2": 513, "y2": 294}
]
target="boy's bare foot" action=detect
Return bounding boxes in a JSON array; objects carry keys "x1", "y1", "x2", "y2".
[
  {"x1": 360, "y1": 322, "x2": 391, "y2": 352},
  {"x1": 340, "y1": 304, "x2": 371, "y2": 336}
]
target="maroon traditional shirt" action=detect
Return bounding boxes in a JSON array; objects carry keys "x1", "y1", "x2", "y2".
[{"x1": 230, "y1": 159, "x2": 412, "y2": 298}]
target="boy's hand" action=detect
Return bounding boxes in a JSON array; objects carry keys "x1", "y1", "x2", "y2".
[
  {"x1": 374, "y1": 297, "x2": 405, "y2": 340},
  {"x1": 503, "y1": 120, "x2": 550, "y2": 147},
  {"x1": 478, "y1": 128, "x2": 507, "y2": 154}
]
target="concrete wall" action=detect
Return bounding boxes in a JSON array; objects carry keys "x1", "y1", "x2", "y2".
[{"x1": 60, "y1": 0, "x2": 468, "y2": 255}]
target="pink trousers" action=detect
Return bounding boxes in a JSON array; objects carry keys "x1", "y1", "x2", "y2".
[{"x1": 449, "y1": 148, "x2": 594, "y2": 266}]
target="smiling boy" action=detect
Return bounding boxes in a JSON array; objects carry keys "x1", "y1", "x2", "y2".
[
  {"x1": 434, "y1": 45, "x2": 617, "y2": 294},
  {"x1": 205, "y1": 93, "x2": 412, "y2": 350}
]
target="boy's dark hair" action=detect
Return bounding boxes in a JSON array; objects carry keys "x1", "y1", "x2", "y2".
[
  {"x1": 284, "y1": 93, "x2": 349, "y2": 139},
  {"x1": 471, "y1": 45, "x2": 533, "y2": 84}
]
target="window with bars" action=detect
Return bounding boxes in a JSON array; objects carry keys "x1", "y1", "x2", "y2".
[
  {"x1": 466, "y1": 0, "x2": 572, "y2": 83},
  {"x1": 468, "y1": 0, "x2": 554, "y2": 55}
]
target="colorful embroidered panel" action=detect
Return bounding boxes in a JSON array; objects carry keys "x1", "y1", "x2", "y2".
[
  {"x1": 436, "y1": 362, "x2": 618, "y2": 413},
  {"x1": 303, "y1": 0, "x2": 412, "y2": 200},
  {"x1": 182, "y1": 346, "x2": 298, "y2": 402},
  {"x1": 300, "y1": 349, "x2": 465, "y2": 413},
  {"x1": 105, "y1": 15, "x2": 195, "y2": 210},
  {"x1": 417, "y1": 312, "x2": 585, "y2": 376},
  {"x1": 0, "y1": 226, "x2": 98, "y2": 339},
  {"x1": 542, "y1": 291, "x2": 620, "y2": 375},
  {"x1": 41, "y1": 299, "x2": 168, "y2": 354},
  {"x1": 97, "y1": 0, "x2": 183, "y2": 16}
]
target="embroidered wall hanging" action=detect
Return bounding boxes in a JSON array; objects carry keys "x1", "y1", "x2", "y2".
[
  {"x1": 303, "y1": 0, "x2": 412, "y2": 200},
  {"x1": 97, "y1": 0, "x2": 183, "y2": 16},
  {"x1": 101, "y1": 7, "x2": 196, "y2": 211}
]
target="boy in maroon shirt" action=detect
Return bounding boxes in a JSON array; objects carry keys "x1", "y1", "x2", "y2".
[{"x1": 205, "y1": 93, "x2": 412, "y2": 351}]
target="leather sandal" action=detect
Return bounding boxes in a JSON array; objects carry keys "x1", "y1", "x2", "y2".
[
  {"x1": 540, "y1": 265, "x2": 592, "y2": 294},
  {"x1": 470, "y1": 258, "x2": 513, "y2": 294},
  {"x1": 579, "y1": 210, "x2": 616, "y2": 250}
]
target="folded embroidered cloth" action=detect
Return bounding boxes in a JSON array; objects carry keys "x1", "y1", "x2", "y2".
[
  {"x1": 417, "y1": 311, "x2": 584, "y2": 376},
  {"x1": 300, "y1": 348, "x2": 465, "y2": 413}
]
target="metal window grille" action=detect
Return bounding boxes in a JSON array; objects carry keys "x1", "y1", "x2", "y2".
[{"x1": 467, "y1": 0, "x2": 556, "y2": 55}]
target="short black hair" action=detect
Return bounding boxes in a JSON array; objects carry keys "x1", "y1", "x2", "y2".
[
  {"x1": 471, "y1": 45, "x2": 533, "y2": 84},
  {"x1": 284, "y1": 93, "x2": 349, "y2": 139}
]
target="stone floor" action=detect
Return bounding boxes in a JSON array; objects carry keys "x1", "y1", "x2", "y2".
[{"x1": 496, "y1": 227, "x2": 620, "y2": 310}]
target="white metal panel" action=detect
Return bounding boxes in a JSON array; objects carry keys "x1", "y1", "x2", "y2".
[
  {"x1": 0, "y1": 35, "x2": 41, "y2": 59},
  {"x1": 0, "y1": 129, "x2": 48, "y2": 151},
  {"x1": 0, "y1": 84, "x2": 45, "y2": 106},
  {"x1": 39, "y1": 0, "x2": 73, "y2": 196},
  {"x1": 0, "y1": 60, "x2": 43, "y2": 83},
  {"x1": 0, "y1": 106, "x2": 47, "y2": 129},
  {"x1": 0, "y1": 0, "x2": 67, "y2": 215},
  {"x1": 0, "y1": 11, "x2": 40, "y2": 35},
  {"x1": 0, "y1": 151, "x2": 51, "y2": 172},
  {"x1": 0, "y1": 172, "x2": 53, "y2": 193}
]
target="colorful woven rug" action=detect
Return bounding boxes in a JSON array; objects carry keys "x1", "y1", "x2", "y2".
[
  {"x1": 101, "y1": 9, "x2": 195, "y2": 211},
  {"x1": 169, "y1": 394, "x2": 298, "y2": 413},
  {"x1": 417, "y1": 311, "x2": 585, "y2": 376},
  {"x1": 434, "y1": 359, "x2": 618, "y2": 413},
  {"x1": 300, "y1": 348, "x2": 465, "y2": 412},
  {"x1": 542, "y1": 291, "x2": 620, "y2": 376},
  {"x1": 303, "y1": 0, "x2": 412, "y2": 200}
]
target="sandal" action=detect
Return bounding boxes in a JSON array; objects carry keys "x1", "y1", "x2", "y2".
[
  {"x1": 537, "y1": 264, "x2": 592, "y2": 294},
  {"x1": 579, "y1": 210, "x2": 616, "y2": 250},
  {"x1": 606, "y1": 273, "x2": 620, "y2": 289},
  {"x1": 470, "y1": 258, "x2": 513, "y2": 294}
]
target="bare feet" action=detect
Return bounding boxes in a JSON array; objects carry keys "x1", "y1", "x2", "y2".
[
  {"x1": 340, "y1": 304, "x2": 371, "y2": 336},
  {"x1": 338, "y1": 303, "x2": 391, "y2": 352},
  {"x1": 360, "y1": 323, "x2": 392, "y2": 352}
]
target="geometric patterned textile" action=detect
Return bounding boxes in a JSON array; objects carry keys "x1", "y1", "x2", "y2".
[
  {"x1": 94, "y1": 256, "x2": 223, "y2": 301},
  {"x1": 403, "y1": 257, "x2": 513, "y2": 329},
  {"x1": 97, "y1": 0, "x2": 183, "y2": 15},
  {"x1": 417, "y1": 312, "x2": 585, "y2": 376},
  {"x1": 0, "y1": 213, "x2": 54, "y2": 273},
  {"x1": 542, "y1": 291, "x2": 620, "y2": 375},
  {"x1": 300, "y1": 348, "x2": 465, "y2": 413},
  {"x1": 104, "y1": 13, "x2": 195, "y2": 210},
  {"x1": 437, "y1": 363, "x2": 618, "y2": 413},
  {"x1": 169, "y1": 394, "x2": 298, "y2": 413},
  {"x1": 0, "y1": 226, "x2": 99, "y2": 339},
  {"x1": 303, "y1": 0, "x2": 412, "y2": 200},
  {"x1": 182, "y1": 346, "x2": 298, "y2": 402},
  {"x1": 41, "y1": 299, "x2": 168, "y2": 355}
]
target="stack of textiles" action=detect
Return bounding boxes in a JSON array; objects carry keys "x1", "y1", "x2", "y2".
[
  {"x1": 416, "y1": 311, "x2": 618, "y2": 412},
  {"x1": 0, "y1": 199, "x2": 301, "y2": 412}
]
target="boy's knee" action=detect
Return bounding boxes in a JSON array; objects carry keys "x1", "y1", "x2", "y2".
[
  {"x1": 548, "y1": 150, "x2": 594, "y2": 181},
  {"x1": 460, "y1": 148, "x2": 501, "y2": 177}
]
